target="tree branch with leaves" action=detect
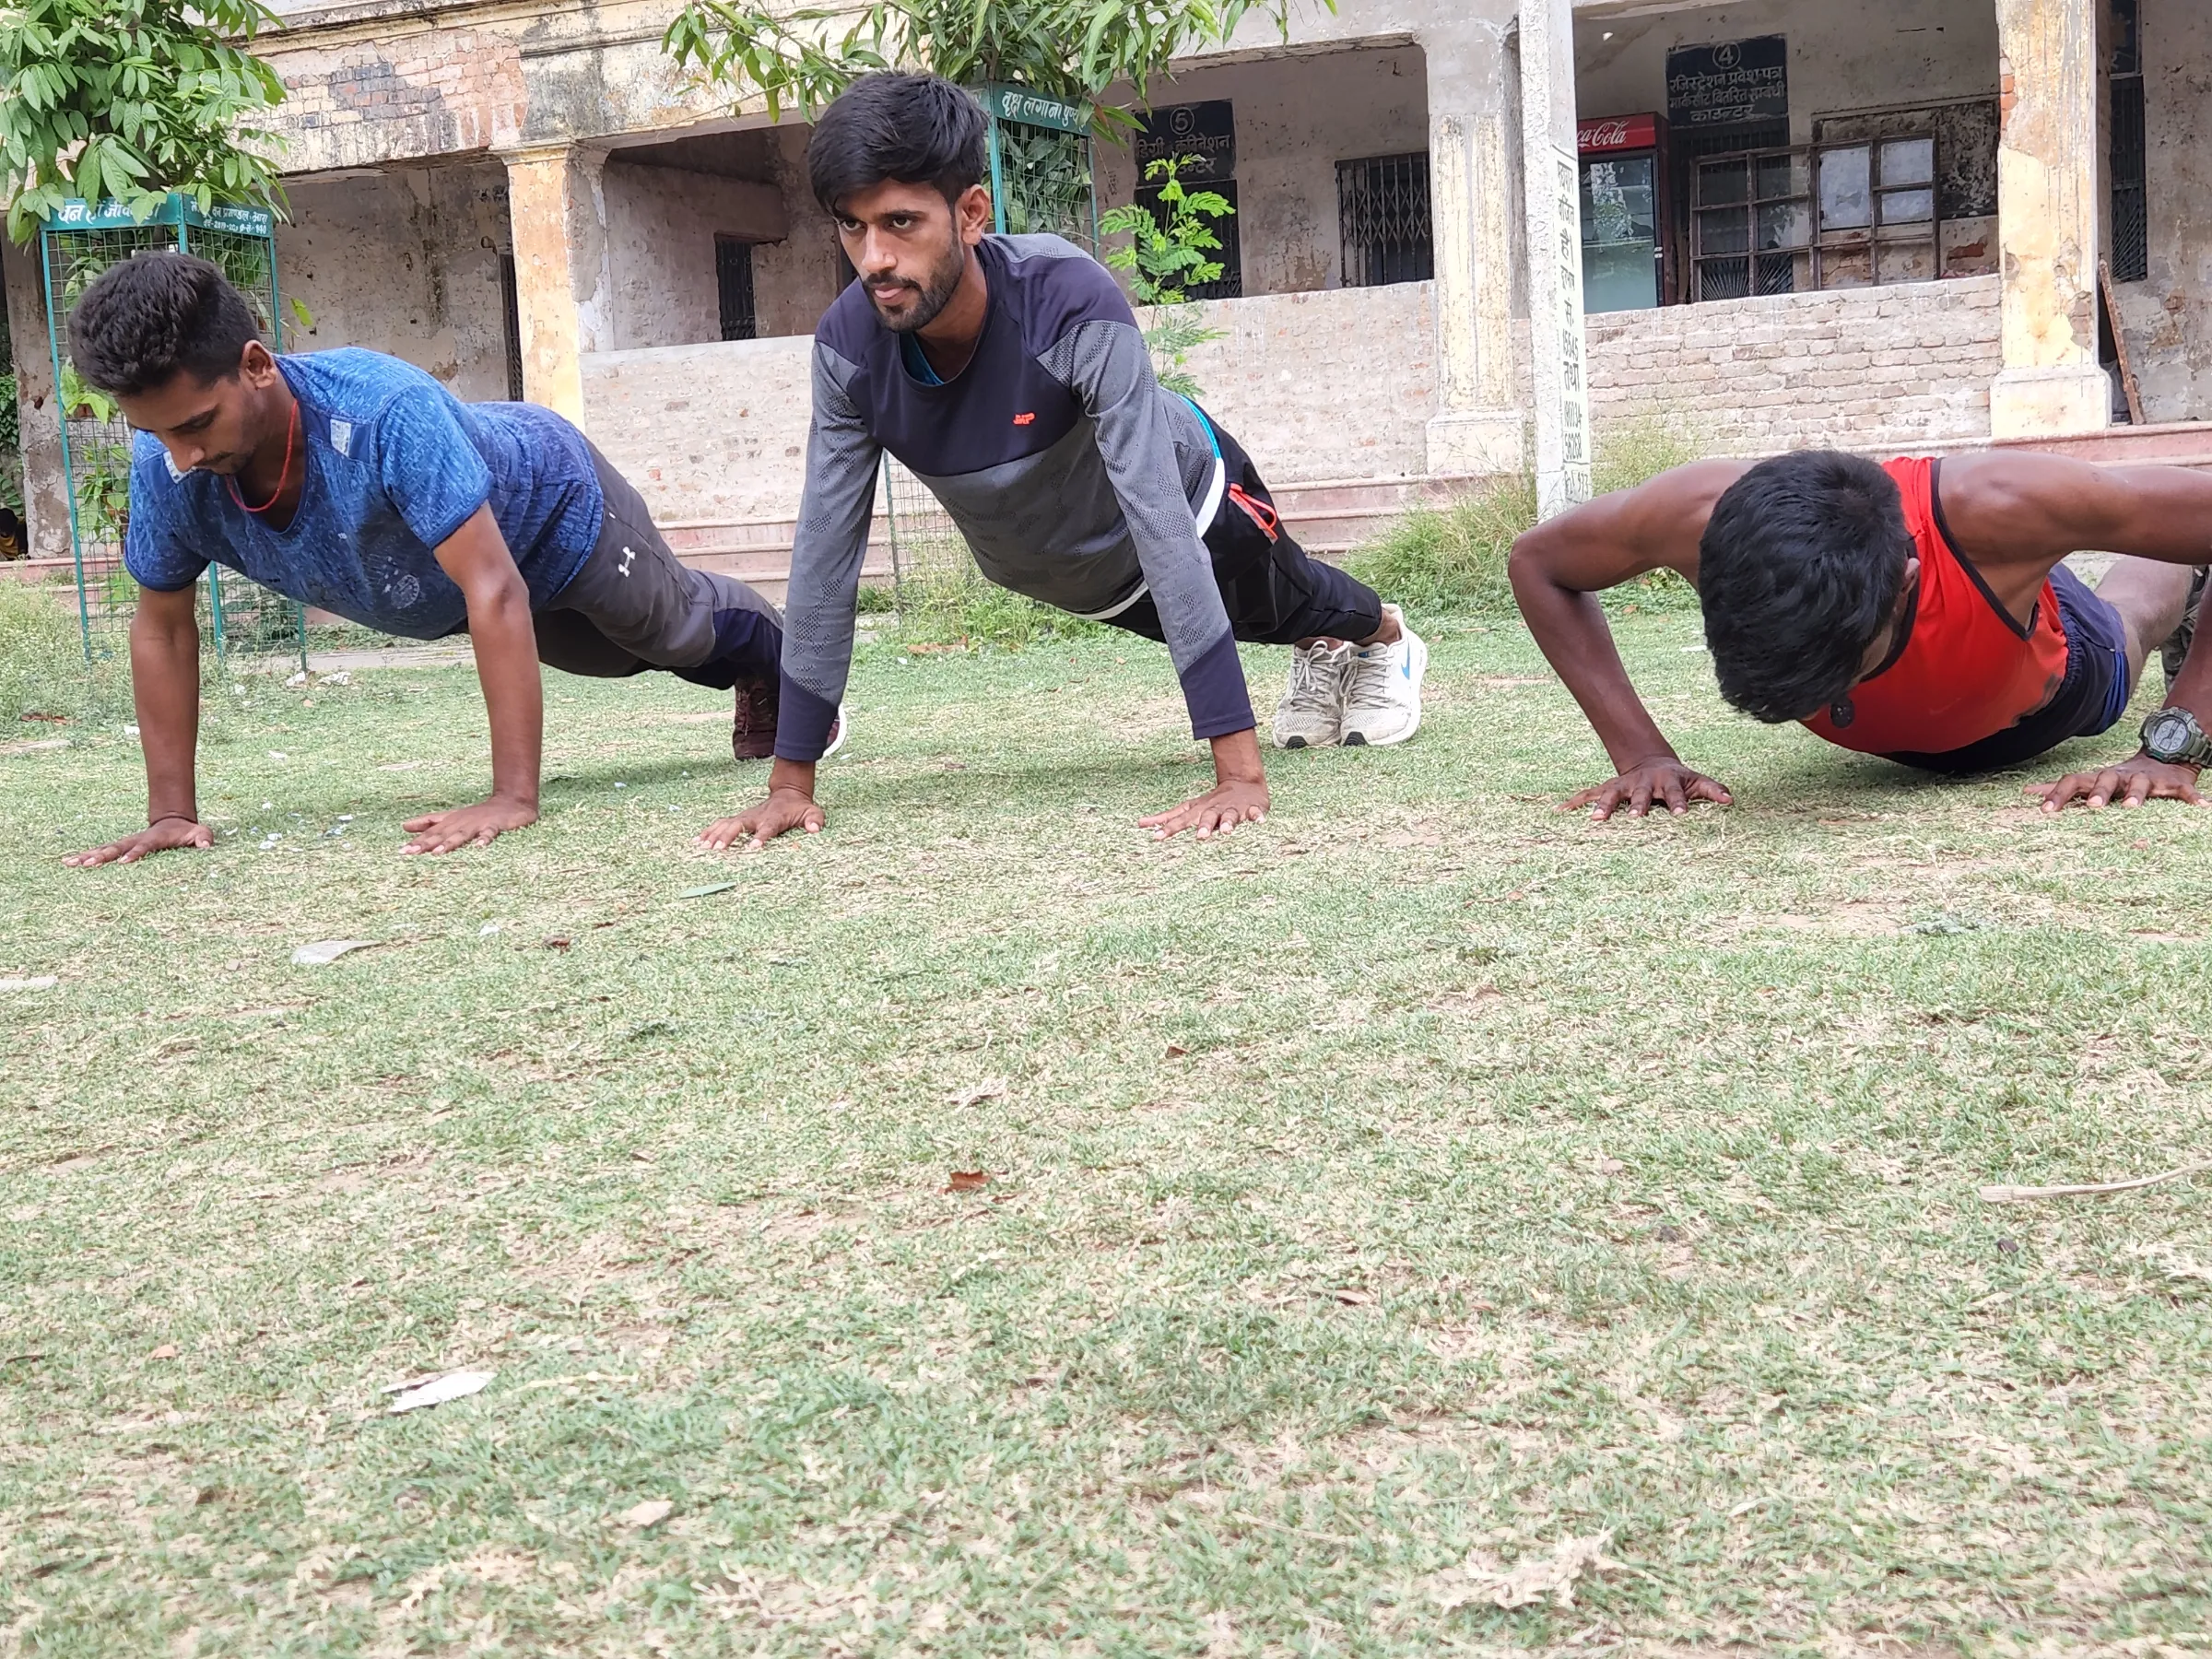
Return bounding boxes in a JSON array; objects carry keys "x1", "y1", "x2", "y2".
[
  {"x1": 663, "y1": 0, "x2": 1320, "y2": 125},
  {"x1": 0, "y1": 0, "x2": 288, "y2": 245}
]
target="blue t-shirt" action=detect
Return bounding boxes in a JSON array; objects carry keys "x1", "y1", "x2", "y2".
[{"x1": 124, "y1": 348, "x2": 602, "y2": 638}]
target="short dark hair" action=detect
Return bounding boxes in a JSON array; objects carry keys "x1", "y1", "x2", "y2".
[
  {"x1": 66, "y1": 251, "x2": 260, "y2": 397},
  {"x1": 806, "y1": 72, "x2": 988, "y2": 217},
  {"x1": 1698, "y1": 449, "x2": 1913, "y2": 724}
]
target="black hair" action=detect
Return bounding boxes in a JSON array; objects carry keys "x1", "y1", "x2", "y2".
[
  {"x1": 806, "y1": 72, "x2": 988, "y2": 217},
  {"x1": 1698, "y1": 449, "x2": 1913, "y2": 724},
  {"x1": 66, "y1": 251, "x2": 260, "y2": 397}
]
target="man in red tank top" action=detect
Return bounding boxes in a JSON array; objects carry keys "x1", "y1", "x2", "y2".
[{"x1": 1509, "y1": 449, "x2": 2211, "y2": 818}]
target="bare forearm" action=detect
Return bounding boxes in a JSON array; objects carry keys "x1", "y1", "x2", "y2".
[
  {"x1": 768, "y1": 757, "x2": 818, "y2": 799},
  {"x1": 1210, "y1": 726, "x2": 1265, "y2": 788},
  {"x1": 467, "y1": 586, "x2": 543, "y2": 806},
  {"x1": 1512, "y1": 571, "x2": 1678, "y2": 769},
  {"x1": 129, "y1": 609, "x2": 203, "y2": 824}
]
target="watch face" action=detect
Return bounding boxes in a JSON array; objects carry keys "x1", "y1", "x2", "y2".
[{"x1": 2146, "y1": 711, "x2": 2194, "y2": 759}]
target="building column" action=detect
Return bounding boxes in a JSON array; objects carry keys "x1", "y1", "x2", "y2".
[
  {"x1": 1421, "y1": 21, "x2": 1524, "y2": 479},
  {"x1": 1989, "y1": 0, "x2": 2109, "y2": 438},
  {"x1": 1518, "y1": 0, "x2": 1589, "y2": 518},
  {"x1": 499, "y1": 143, "x2": 613, "y2": 423},
  {"x1": 1, "y1": 235, "x2": 71, "y2": 560}
]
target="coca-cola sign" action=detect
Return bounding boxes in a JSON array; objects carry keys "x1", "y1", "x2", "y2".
[{"x1": 1578, "y1": 112, "x2": 1659, "y2": 154}]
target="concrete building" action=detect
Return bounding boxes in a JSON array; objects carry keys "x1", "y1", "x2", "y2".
[{"x1": 4, "y1": 0, "x2": 2206, "y2": 584}]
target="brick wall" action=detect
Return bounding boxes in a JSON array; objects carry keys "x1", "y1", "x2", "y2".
[
  {"x1": 1585, "y1": 276, "x2": 2003, "y2": 453},
  {"x1": 578, "y1": 278, "x2": 1441, "y2": 535}
]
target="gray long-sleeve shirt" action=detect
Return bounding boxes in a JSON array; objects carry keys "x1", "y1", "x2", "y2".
[{"x1": 774, "y1": 234, "x2": 1252, "y2": 760}]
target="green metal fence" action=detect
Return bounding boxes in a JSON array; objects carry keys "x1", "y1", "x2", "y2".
[{"x1": 41, "y1": 195, "x2": 306, "y2": 666}]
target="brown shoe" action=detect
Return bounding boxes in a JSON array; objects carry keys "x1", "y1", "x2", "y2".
[{"x1": 732, "y1": 678, "x2": 778, "y2": 760}]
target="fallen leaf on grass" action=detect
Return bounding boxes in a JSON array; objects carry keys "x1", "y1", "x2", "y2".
[
  {"x1": 619, "y1": 1499, "x2": 674, "y2": 1530},
  {"x1": 677, "y1": 882, "x2": 738, "y2": 900},
  {"x1": 945, "y1": 1171, "x2": 991, "y2": 1193},
  {"x1": 384, "y1": 1370, "x2": 495, "y2": 1414},
  {"x1": 290, "y1": 940, "x2": 377, "y2": 966},
  {"x1": 1431, "y1": 1533, "x2": 1619, "y2": 1612},
  {"x1": 18, "y1": 712, "x2": 67, "y2": 723},
  {"x1": 541, "y1": 936, "x2": 572, "y2": 951},
  {"x1": 1165, "y1": 1043, "x2": 1189, "y2": 1058},
  {"x1": 947, "y1": 1077, "x2": 1007, "y2": 1107},
  {"x1": 0, "y1": 976, "x2": 58, "y2": 993},
  {"x1": 149, "y1": 1345, "x2": 179, "y2": 1359}
]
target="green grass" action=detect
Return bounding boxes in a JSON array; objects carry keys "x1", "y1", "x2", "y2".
[
  {"x1": 1345, "y1": 420, "x2": 1709, "y2": 618},
  {"x1": 5, "y1": 618, "x2": 2211, "y2": 1655}
]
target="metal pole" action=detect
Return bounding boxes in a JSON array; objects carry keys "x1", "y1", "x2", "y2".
[
  {"x1": 987, "y1": 115, "x2": 1008, "y2": 235},
  {"x1": 40, "y1": 224, "x2": 95, "y2": 661}
]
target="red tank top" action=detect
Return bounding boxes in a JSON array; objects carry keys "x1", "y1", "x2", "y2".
[{"x1": 1800, "y1": 457, "x2": 2069, "y2": 756}]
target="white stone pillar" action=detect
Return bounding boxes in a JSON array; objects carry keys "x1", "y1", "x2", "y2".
[
  {"x1": 1518, "y1": 0, "x2": 1589, "y2": 518},
  {"x1": 1989, "y1": 0, "x2": 2109, "y2": 438},
  {"x1": 1421, "y1": 21, "x2": 1524, "y2": 479},
  {"x1": 499, "y1": 143, "x2": 613, "y2": 423}
]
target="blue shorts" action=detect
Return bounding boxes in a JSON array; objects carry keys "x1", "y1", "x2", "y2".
[{"x1": 1886, "y1": 563, "x2": 2132, "y2": 774}]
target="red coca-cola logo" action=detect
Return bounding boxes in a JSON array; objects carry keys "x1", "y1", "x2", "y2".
[{"x1": 1578, "y1": 112, "x2": 1658, "y2": 153}]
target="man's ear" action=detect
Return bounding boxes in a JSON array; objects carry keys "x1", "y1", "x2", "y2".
[
  {"x1": 1898, "y1": 555, "x2": 1922, "y2": 612},
  {"x1": 956, "y1": 182, "x2": 993, "y2": 246},
  {"x1": 238, "y1": 338, "x2": 281, "y2": 389}
]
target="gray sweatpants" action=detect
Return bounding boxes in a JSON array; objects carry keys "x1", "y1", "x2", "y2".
[{"x1": 530, "y1": 445, "x2": 783, "y2": 690}]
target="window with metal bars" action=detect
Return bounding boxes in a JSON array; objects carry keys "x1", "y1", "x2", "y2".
[
  {"x1": 498, "y1": 253, "x2": 524, "y2": 402},
  {"x1": 716, "y1": 237, "x2": 758, "y2": 342},
  {"x1": 1337, "y1": 153, "x2": 1432, "y2": 288},
  {"x1": 2109, "y1": 0, "x2": 2147, "y2": 283},
  {"x1": 1691, "y1": 126, "x2": 1958, "y2": 299}
]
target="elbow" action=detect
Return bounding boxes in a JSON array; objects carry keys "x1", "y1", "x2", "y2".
[{"x1": 1506, "y1": 528, "x2": 1548, "y2": 599}]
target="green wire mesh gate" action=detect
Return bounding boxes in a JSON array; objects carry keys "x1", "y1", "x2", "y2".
[
  {"x1": 41, "y1": 196, "x2": 307, "y2": 666},
  {"x1": 882, "y1": 85, "x2": 1099, "y2": 606}
]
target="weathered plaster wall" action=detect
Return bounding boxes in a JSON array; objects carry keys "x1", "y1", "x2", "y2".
[
  {"x1": 602, "y1": 161, "x2": 786, "y2": 349},
  {"x1": 1572, "y1": 0, "x2": 1999, "y2": 143},
  {"x1": 583, "y1": 335, "x2": 818, "y2": 528},
  {"x1": 2112, "y1": 0, "x2": 2212, "y2": 423},
  {"x1": 1585, "y1": 275, "x2": 2002, "y2": 452},
  {"x1": 279, "y1": 163, "x2": 515, "y2": 400},
  {"x1": 1092, "y1": 45, "x2": 1431, "y2": 297},
  {"x1": 749, "y1": 124, "x2": 852, "y2": 340}
]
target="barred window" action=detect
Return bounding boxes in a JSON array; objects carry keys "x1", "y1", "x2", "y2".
[
  {"x1": 2109, "y1": 0, "x2": 2147, "y2": 283},
  {"x1": 1337, "y1": 153, "x2": 1432, "y2": 288},
  {"x1": 498, "y1": 253, "x2": 524, "y2": 402},
  {"x1": 716, "y1": 237, "x2": 758, "y2": 342}
]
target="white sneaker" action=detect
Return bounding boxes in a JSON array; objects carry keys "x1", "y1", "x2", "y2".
[
  {"x1": 1273, "y1": 640, "x2": 1350, "y2": 748},
  {"x1": 1340, "y1": 606, "x2": 1427, "y2": 747}
]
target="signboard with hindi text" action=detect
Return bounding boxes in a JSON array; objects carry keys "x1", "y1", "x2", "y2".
[
  {"x1": 1134, "y1": 101, "x2": 1236, "y2": 182},
  {"x1": 1665, "y1": 36, "x2": 1788, "y2": 131}
]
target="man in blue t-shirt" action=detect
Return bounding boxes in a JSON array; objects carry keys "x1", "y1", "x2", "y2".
[{"x1": 59, "y1": 252, "x2": 794, "y2": 866}]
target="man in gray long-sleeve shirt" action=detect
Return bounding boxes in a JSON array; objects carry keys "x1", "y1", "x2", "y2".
[{"x1": 700, "y1": 72, "x2": 1428, "y2": 852}]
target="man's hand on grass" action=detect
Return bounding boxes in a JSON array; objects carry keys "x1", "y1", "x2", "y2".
[
  {"x1": 400, "y1": 794, "x2": 538, "y2": 854},
  {"x1": 1564, "y1": 757, "x2": 1734, "y2": 821},
  {"x1": 1139, "y1": 776, "x2": 1269, "y2": 841},
  {"x1": 63, "y1": 815, "x2": 213, "y2": 867},
  {"x1": 2030, "y1": 752, "x2": 2206, "y2": 814},
  {"x1": 698, "y1": 786, "x2": 825, "y2": 852}
]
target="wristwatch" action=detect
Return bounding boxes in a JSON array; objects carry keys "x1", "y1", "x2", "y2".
[{"x1": 2139, "y1": 706, "x2": 2212, "y2": 769}]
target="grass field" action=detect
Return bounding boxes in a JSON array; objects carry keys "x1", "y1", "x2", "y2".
[{"x1": 4, "y1": 616, "x2": 2210, "y2": 1656}]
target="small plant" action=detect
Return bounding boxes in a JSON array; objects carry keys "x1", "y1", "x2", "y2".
[
  {"x1": 59, "y1": 364, "x2": 122, "y2": 427},
  {"x1": 1099, "y1": 156, "x2": 1233, "y2": 396},
  {"x1": 73, "y1": 454, "x2": 132, "y2": 547}
]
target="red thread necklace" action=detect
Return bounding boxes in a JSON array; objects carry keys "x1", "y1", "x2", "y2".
[{"x1": 227, "y1": 400, "x2": 300, "y2": 515}]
